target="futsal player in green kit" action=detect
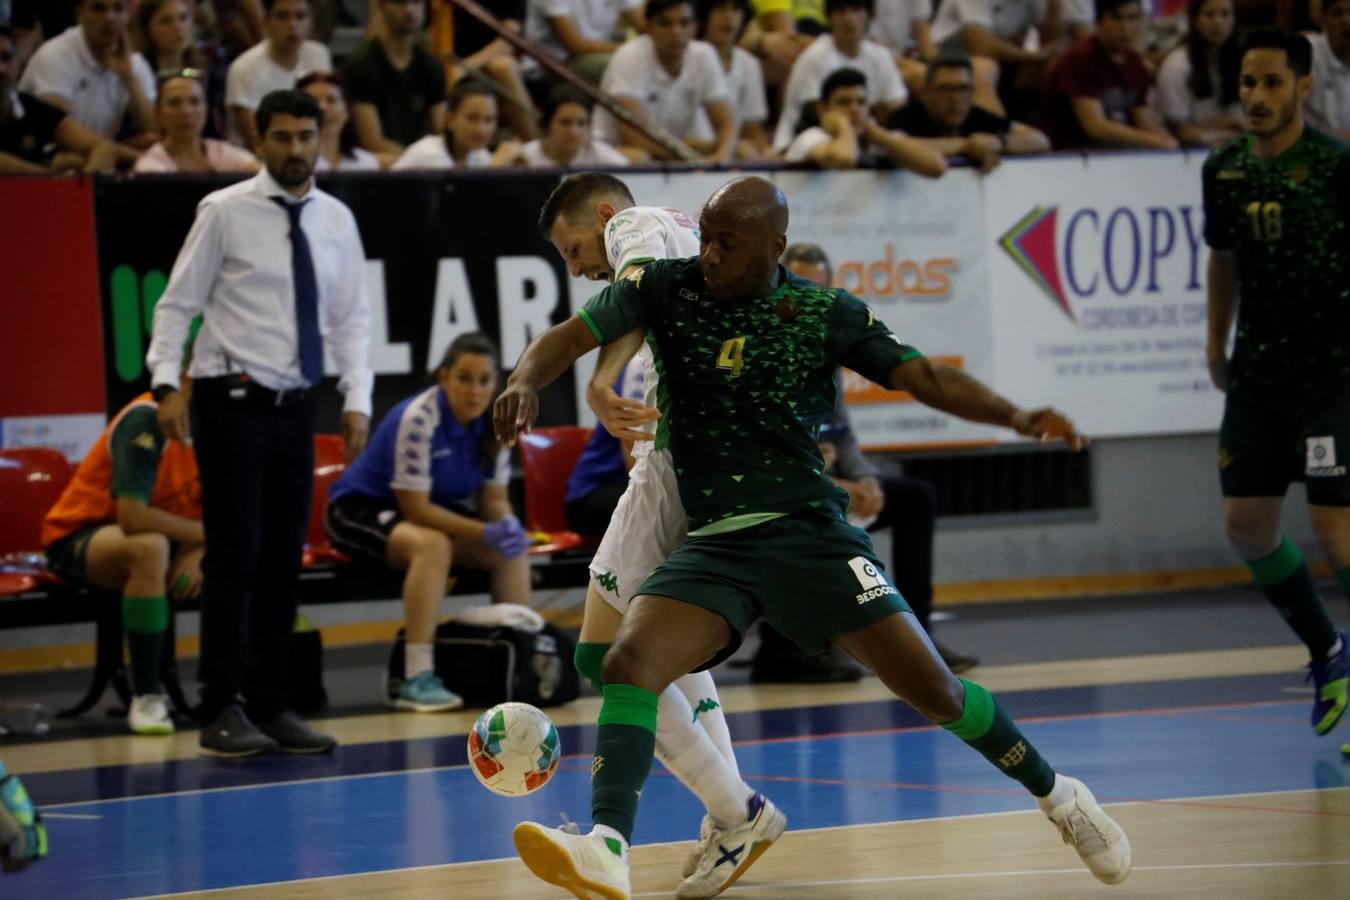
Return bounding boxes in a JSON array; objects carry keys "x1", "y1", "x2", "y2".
[
  {"x1": 496, "y1": 176, "x2": 1132, "y2": 899},
  {"x1": 1203, "y1": 28, "x2": 1350, "y2": 746}
]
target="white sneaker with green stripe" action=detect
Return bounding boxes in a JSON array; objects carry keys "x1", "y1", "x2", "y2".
[{"x1": 513, "y1": 821, "x2": 631, "y2": 900}]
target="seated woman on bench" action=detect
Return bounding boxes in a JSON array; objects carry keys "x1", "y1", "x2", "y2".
[
  {"x1": 41, "y1": 388, "x2": 205, "y2": 736},
  {"x1": 325, "y1": 333, "x2": 533, "y2": 712}
]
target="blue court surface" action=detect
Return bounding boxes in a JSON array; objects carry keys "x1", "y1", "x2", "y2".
[{"x1": 10, "y1": 671, "x2": 1349, "y2": 898}]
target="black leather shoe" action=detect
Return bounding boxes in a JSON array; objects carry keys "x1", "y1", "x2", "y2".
[
  {"x1": 935, "y1": 641, "x2": 979, "y2": 674},
  {"x1": 199, "y1": 705, "x2": 278, "y2": 758},
  {"x1": 256, "y1": 710, "x2": 337, "y2": 755}
]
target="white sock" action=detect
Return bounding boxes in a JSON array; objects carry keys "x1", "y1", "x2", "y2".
[
  {"x1": 1036, "y1": 774, "x2": 1076, "y2": 812},
  {"x1": 1329, "y1": 636, "x2": 1345, "y2": 659},
  {"x1": 673, "y1": 670, "x2": 741, "y2": 779},
  {"x1": 405, "y1": 642, "x2": 434, "y2": 680},
  {"x1": 655, "y1": 682, "x2": 753, "y2": 827}
]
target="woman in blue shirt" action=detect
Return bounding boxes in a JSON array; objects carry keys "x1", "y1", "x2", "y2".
[{"x1": 326, "y1": 333, "x2": 532, "y2": 712}]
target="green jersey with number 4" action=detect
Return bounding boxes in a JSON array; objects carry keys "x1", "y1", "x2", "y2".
[
  {"x1": 1202, "y1": 128, "x2": 1350, "y2": 396},
  {"x1": 579, "y1": 258, "x2": 921, "y2": 534}
]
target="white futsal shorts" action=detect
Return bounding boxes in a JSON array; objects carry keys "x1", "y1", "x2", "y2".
[{"x1": 588, "y1": 447, "x2": 687, "y2": 613}]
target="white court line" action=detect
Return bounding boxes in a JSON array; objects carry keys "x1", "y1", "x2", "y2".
[
  {"x1": 633, "y1": 860, "x2": 1350, "y2": 896},
  {"x1": 128, "y1": 787, "x2": 1350, "y2": 900},
  {"x1": 38, "y1": 812, "x2": 101, "y2": 820}
]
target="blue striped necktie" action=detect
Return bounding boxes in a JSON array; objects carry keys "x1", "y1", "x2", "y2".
[{"x1": 272, "y1": 197, "x2": 324, "y2": 386}]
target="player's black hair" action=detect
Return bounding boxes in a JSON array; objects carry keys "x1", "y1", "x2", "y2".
[
  {"x1": 448, "y1": 78, "x2": 497, "y2": 112},
  {"x1": 645, "y1": 0, "x2": 694, "y2": 21},
  {"x1": 1095, "y1": 0, "x2": 1140, "y2": 20},
  {"x1": 537, "y1": 173, "x2": 635, "y2": 238},
  {"x1": 435, "y1": 333, "x2": 502, "y2": 475},
  {"x1": 541, "y1": 84, "x2": 593, "y2": 128},
  {"x1": 926, "y1": 54, "x2": 974, "y2": 82},
  {"x1": 783, "y1": 243, "x2": 833, "y2": 283},
  {"x1": 255, "y1": 89, "x2": 323, "y2": 136},
  {"x1": 696, "y1": 0, "x2": 752, "y2": 41},
  {"x1": 1184, "y1": 0, "x2": 1241, "y2": 106},
  {"x1": 1241, "y1": 27, "x2": 1313, "y2": 77},
  {"x1": 262, "y1": 0, "x2": 310, "y2": 13},
  {"x1": 825, "y1": 0, "x2": 874, "y2": 17},
  {"x1": 820, "y1": 67, "x2": 867, "y2": 103}
]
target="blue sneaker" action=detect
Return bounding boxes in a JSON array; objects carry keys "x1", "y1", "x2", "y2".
[
  {"x1": 0, "y1": 772, "x2": 47, "y2": 870},
  {"x1": 1308, "y1": 632, "x2": 1348, "y2": 736},
  {"x1": 388, "y1": 671, "x2": 464, "y2": 713}
]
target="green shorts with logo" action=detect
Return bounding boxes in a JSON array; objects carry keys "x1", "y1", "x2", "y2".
[
  {"x1": 1219, "y1": 389, "x2": 1350, "y2": 506},
  {"x1": 637, "y1": 511, "x2": 912, "y2": 668},
  {"x1": 43, "y1": 525, "x2": 103, "y2": 586}
]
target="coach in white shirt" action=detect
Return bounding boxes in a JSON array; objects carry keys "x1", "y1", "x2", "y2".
[
  {"x1": 225, "y1": 0, "x2": 331, "y2": 148},
  {"x1": 1307, "y1": 0, "x2": 1350, "y2": 140},
  {"x1": 18, "y1": 0, "x2": 156, "y2": 141},
  {"x1": 593, "y1": 0, "x2": 736, "y2": 161},
  {"x1": 774, "y1": 0, "x2": 908, "y2": 152},
  {"x1": 147, "y1": 89, "x2": 371, "y2": 760}
]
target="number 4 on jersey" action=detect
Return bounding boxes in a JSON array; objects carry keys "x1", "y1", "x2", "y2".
[{"x1": 717, "y1": 337, "x2": 746, "y2": 377}]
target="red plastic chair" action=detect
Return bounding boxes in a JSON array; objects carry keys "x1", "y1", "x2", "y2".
[
  {"x1": 517, "y1": 426, "x2": 593, "y2": 555},
  {"x1": 0, "y1": 448, "x2": 73, "y2": 595},
  {"x1": 302, "y1": 434, "x2": 351, "y2": 567}
]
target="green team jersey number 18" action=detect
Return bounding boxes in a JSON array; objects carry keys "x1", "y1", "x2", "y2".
[
  {"x1": 1246, "y1": 201, "x2": 1283, "y2": 241},
  {"x1": 717, "y1": 337, "x2": 746, "y2": 377}
]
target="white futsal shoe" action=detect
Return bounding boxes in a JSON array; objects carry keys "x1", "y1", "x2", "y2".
[
  {"x1": 682, "y1": 814, "x2": 715, "y2": 878},
  {"x1": 513, "y1": 821, "x2": 631, "y2": 900},
  {"x1": 677, "y1": 793, "x2": 787, "y2": 898},
  {"x1": 1039, "y1": 775, "x2": 1132, "y2": 884},
  {"x1": 128, "y1": 694, "x2": 174, "y2": 735}
]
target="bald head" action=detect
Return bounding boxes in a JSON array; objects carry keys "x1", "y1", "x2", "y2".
[{"x1": 699, "y1": 177, "x2": 790, "y2": 301}]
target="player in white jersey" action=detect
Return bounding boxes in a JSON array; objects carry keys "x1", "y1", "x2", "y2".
[{"x1": 507, "y1": 173, "x2": 785, "y2": 899}]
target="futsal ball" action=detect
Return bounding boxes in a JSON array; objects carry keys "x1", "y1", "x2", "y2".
[{"x1": 468, "y1": 702, "x2": 561, "y2": 797}]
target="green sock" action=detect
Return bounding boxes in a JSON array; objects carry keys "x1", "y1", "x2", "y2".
[
  {"x1": 1248, "y1": 537, "x2": 1337, "y2": 657},
  {"x1": 574, "y1": 642, "x2": 610, "y2": 693},
  {"x1": 944, "y1": 679, "x2": 1057, "y2": 797},
  {"x1": 122, "y1": 595, "x2": 168, "y2": 695},
  {"x1": 591, "y1": 683, "x2": 659, "y2": 843}
]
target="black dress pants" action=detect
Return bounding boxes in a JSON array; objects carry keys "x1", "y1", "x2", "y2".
[{"x1": 191, "y1": 377, "x2": 315, "y2": 721}]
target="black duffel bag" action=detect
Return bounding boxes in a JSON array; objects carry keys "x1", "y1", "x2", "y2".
[{"x1": 387, "y1": 620, "x2": 579, "y2": 709}]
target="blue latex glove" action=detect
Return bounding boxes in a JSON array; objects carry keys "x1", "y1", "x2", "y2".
[
  {"x1": 0, "y1": 770, "x2": 47, "y2": 870},
  {"x1": 482, "y1": 516, "x2": 531, "y2": 559}
]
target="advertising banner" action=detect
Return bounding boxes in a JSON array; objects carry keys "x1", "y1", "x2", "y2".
[{"x1": 985, "y1": 153, "x2": 1223, "y2": 439}]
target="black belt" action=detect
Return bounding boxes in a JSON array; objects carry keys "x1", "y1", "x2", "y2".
[{"x1": 196, "y1": 375, "x2": 315, "y2": 406}]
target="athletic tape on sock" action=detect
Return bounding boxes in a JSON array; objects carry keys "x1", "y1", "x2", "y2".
[
  {"x1": 1247, "y1": 536, "x2": 1303, "y2": 586},
  {"x1": 122, "y1": 595, "x2": 168, "y2": 633},
  {"x1": 597, "y1": 683, "x2": 659, "y2": 733},
  {"x1": 942, "y1": 678, "x2": 996, "y2": 741}
]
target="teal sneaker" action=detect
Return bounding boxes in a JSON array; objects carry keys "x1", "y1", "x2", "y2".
[
  {"x1": 0, "y1": 771, "x2": 47, "y2": 870},
  {"x1": 388, "y1": 671, "x2": 464, "y2": 713},
  {"x1": 1308, "y1": 631, "x2": 1348, "y2": 736}
]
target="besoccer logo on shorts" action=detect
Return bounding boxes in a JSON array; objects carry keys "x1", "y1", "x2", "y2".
[
  {"x1": 1306, "y1": 437, "x2": 1347, "y2": 478},
  {"x1": 848, "y1": 557, "x2": 897, "y2": 605}
]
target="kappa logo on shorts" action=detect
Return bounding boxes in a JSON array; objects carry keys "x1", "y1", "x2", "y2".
[
  {"x1": 848, "y1": 556, "x2": 898, "y2": 605},
  {"x1": 1306, "y1": 437, "x2": 1347, "y2": 478}
]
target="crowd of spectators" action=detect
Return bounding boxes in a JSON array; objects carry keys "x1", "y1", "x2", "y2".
[{"x1": 2, "y1": 0, "x2": 1347, "y2": 178}]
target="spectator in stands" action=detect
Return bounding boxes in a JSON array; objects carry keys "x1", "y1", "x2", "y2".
[
  {"x1": 784, "y1": 65, "x2": 944, "y2": 173},
  {"x1": 391, "y1": 79, "x2": 521, "y2": 168},
  {"x1": 564, "y1": 353, "x2": 647, "y2": 538},
  {"x1": 869, "y1": 0, "x2": 1005, "y2": 112},
  {"x1": 132, "y1": 0, "x2": 229, "y2": 140},
  {"x1": 18, "y1": 0, "x2": 158, "y2": 144},
  {"x1": 515, "y1": 84, "x2": 629, "y2": 166},
  {"x1": 1156, "y1": 0, "x2": 1244, "y2": 147},
  {"x1": 326, "y1": 334, "x2": 533, "y2": 713},
  {"x1": 744, "y1": 0, "x2": 813, "y2": 88},
  {"x1": 341, "y1": 0, "x2": 449, "y2": 159},
  {"x1": 889, "y1": 54, "x2": 1050, "y2": 170},
  {"x1": 594, "y1": 0, "x2": 736, "y2": 161},
  {"x1": 448, "y1": 0, "x2": 540, "y2": 142},
  {"x1": 759, "y1": 242, "x2": 979, "y2": 680},
  {"x1": 774, "y1": 0, "x2": 909, "y2": 152},
  {"x1": 697, "y1": 0, "x2": 772, "y2": 160},
  {"x1": 1307, "y1": 0, "x2": 1350, "y2": 138},
  {"x1": 41, "y1": 391, "x2": 206, "y2": 735},
  {"x1": 135, "y1": 70, "x2": 261, "y2": 171},
  {"x1": 524, "y1": 0, "x2": 646, "y2": 83},
  {"x1": 1043, "y1": 0, "x2": 1179, "y2": 150},
  {"x1": 225, "y1": 0, "x2": 330, "y2": 148},
  {"x1": 298, "y1": 71, "x2": 383, "y2": 170},
  {"x1": 0, "y1": 24, "x2": 136, "y2": 172}
]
